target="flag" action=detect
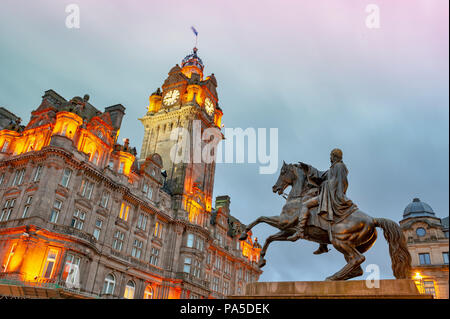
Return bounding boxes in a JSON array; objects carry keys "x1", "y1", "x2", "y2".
[{"x1": 191, "y1": 26, "x2": 198, "y2": 36}]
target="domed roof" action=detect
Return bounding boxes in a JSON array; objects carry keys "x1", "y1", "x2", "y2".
[
  {"x1": 403, "y1": 198, "x2": 435, "y2": 218},
  {"x1": 181, "y1": 47, "x2": 204, "y2": 71}
]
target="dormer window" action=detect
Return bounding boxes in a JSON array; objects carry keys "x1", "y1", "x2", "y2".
[{"x1": 118, "y1": 162, "x2": 125, "y2": 174}]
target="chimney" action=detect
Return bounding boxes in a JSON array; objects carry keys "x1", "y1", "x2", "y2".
[
  {"x1": 104, "y1": 104, "x2": 125, "y2": 130},
  {"x1": 215, "y1": 195, "x2": 231, "y2": 215}
]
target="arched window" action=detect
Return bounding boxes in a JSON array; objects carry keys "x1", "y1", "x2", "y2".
[
  {"x1": 103, "y1": 274, "x2": 115, "y2": 295},
  {"x1": 124, "y1": 280, "x2": 135, "y2": 299},
  {"x1": 143, "y1": 285, "x2": 154, "y2": 299}
]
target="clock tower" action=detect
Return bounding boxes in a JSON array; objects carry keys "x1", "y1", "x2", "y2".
[{"x1": 139, "y1": 47, "x2": 223, "y2": 226}]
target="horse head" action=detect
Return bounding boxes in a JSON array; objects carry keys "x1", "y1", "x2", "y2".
[{"x1": 272, "y1": 161, "x2": 298, "y2": 195}]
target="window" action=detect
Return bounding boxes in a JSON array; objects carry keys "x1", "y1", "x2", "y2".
[
  {"x1": 238, "y1": 267, "x2": 242, "y2": 280},
  {"x1": 118, "y1": 162, "x2": 125, "y2": 174},
  {"x1": 63, "y1": 254, "x2": 81, "y2": 288},
  {"x1": 42, "y1": 248, "x2": 59, "y2": 279},
  {"x1": 187, "y1": 234, "x2": 194, "y2": 248},
  {"x1": 131, "y1": 239, "x2": 143, "y2": 259},
  {"x1": 212, "y1": 276, "x2": 219, "y2": 292},
  {"x1": 70, "y1": 209, "x2": 86, "y2": 230},
  {"x1": 215, "y1": 255, "x2": 222, "y2": 270},
  {"x1": 124, "y1": 281, "x2": 135, "y2": 299},
  {"x1": 423, "y1": 280, "x2": 436, "y2": 298},
  {"x1": 33, "y1": 165, "x2": 43, "y2": 182},
  {"x1": 193, "y1": 259, "x2": 201, "y2": 278},
  {"x1": 11, "y1": 169, "x2": 25, "y2": 186},
  {"x1": 112, "y1": 230, "x2": 124, "y2": 251},
  {"x1": 443, "y1": 252, "x2": 449, "y2": 265},
  {"x1": 183, "y1": 257, "x2": 192, "y2": 273},
  {"x1": 100, "y1": 191, "x2": 110, "y2": 208},
  {"x1": 1, "y1": 140, "x2": 9, "y2": 152},
  {"x1": 143, "y1": 184, "x2": 153, "y2": 200},
  {"x1": 137, "y1": 213, "x2": 148, "y2": 231},
  {"x1": 108, "y1": 160, "x2": 114, "y2": 169},
  {"x1": 206, "y1": 252, "x2": 211, "y2": 265},
  {"x1": 223, "y1": 281, "x2": 229, "y2": 296},
  {"x1": 154, "y1": 221, "x2": 163, "y2": 238},
  {"x1": 119, "y1": 202, "x2": 130, "y2": 221},
  {"x1": 1, "y1": 199, "x2": 15, "y2": 222},
  {"x1": 80, "y1": 179, "x2": 94, "y2": 199},
  {"x1": 22, "y1": 196, "x2": 33, "y2": 218},
  {"x1": 0, "y1": 173, "x2": 4, "y2": 186},
  {"x1": 60, "y1": 168, "x2": 72, "y2": 187},
  {"x1": 144, "y1": 286, "x2": 153, "y2": 299},
  {"x1": 149, "y1": 247, "x2": 160, "y2": 266},
  {"x1": 196, "y1": 238, "x2": 204, "y2": 251},
  {"x1": 416, "y1": 227, "x2": 426, "y2": 237},
  {"x1": 224, "y1": 260, "x2": 231, "y2": 275},
  {"x1": 50, "y1": 200, "x2": 62, "y2": 223},
  {"x1": 91, "y1": 151, "x2": 99, "y2": 165},
  {"x1": 419, "y1": 253, "x2": 431, "y2": 265},
  {"x1": 93, "y1": 219, "x2": 102, "y2": 240},
  {"x1": 445, "y1": 231, "x2": 449, "y2": 239},
  {"x1": 3, "y1": 243, "x2": 17, "y2": 272},
  {"x1": 103, "y1": 274, "x2": 115, "y2": 295}
]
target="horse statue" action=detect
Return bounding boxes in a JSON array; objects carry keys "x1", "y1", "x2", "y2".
[{"x1": 239, "y1": 160, "x2": 412, "y2": 281}]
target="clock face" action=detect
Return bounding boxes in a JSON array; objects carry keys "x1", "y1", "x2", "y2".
[
  {"x1": 163, "y1": 89, "x2": 180, "y2": 106},
  {"x1": 205, "y1": 98, "x2": 215, "y2": 116}
]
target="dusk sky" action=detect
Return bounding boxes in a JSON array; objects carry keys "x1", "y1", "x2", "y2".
[{"x1": 0, "y1": 0, "x2": 448, "y2": 282}]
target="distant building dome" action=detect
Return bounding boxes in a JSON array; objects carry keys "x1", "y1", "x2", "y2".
[
  {"x1": 403, "y1": 197, "x2": 435, "y2": 218},
  {"x1": 181, "y1": 47, "x2": 204, "y2": 71}
]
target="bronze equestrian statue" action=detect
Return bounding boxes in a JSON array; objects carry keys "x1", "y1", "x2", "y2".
[{"x1": 239, "y1": 148, "x2": 411, "y2": 281}]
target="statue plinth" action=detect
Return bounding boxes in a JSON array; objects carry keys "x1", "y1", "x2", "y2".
[{"x1": 229, "y1": 280, "x2": 432, "y2": 299}]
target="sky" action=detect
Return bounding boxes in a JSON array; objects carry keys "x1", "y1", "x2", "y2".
[{"x1": 0, "y1": 0, "x2": 448, "y2": 282}]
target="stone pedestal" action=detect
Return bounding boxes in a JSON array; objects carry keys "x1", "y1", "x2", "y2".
[{"x1": 230, "y1": 279, "x2": 432, "y2": 299}]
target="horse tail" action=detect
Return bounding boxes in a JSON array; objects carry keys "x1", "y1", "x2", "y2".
[{"x1": 374, "y1": 218, "x2": 412, "y2": 279}]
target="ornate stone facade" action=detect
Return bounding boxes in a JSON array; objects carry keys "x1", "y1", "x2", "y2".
[
  {"x1": 400, "y1": 198, "x2": 449, "y2": 299},
  {"x1": 0, "y1": 49, "x2": 262, "y2": 299}
]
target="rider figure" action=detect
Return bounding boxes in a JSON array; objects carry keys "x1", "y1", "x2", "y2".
[{"x1": 287, "y1": 148, "x2": 357, "y2": 253}]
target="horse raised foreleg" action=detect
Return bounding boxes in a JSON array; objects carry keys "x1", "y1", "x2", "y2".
[
  {"x1": 258, "y1": 230, "x2": 291, "y2": 268},
  {"x1": 239, "y1": 216, "x2": 282, "y2": 241}
]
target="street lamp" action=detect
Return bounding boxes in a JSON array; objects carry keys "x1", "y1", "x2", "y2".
[{"x1": 413, "y1": 272, "x2": 424, "y2": 294}]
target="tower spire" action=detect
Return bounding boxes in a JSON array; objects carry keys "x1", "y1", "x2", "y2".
[{"x1": 191, "y1": 26, "x2": 198, "y2": 48}]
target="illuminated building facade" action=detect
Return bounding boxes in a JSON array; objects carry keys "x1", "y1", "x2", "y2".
[
  {"x1": 400, "y1": 198, "x2": 449, "y2": 299},
  {"x1": 0, "y1": 48, "x2": 262, "y2": 299}
]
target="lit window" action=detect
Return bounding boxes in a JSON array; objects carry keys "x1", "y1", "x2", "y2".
[
  {"x1": 33, "y1": 165, "x2": 43, "y2": 182},
  {"x1": 42, "y1": 248, "x2": 59, "y2": 279},
  {"x1": 154, "y1": 221, "x2": 163, "y2": 238},
  {"x1": 71, "y1": 209, "x2": 86, "y2": 230},
  {"x1": 150, "y1": 247, "x2": 160, "y2": 266},
  {"x1": 187, "y1": 234, "x2": 194, "y2": 248},
  {"x1": 80, "y1": 179, "x2": 94, "y2": 199},
  {"x1": 119, "y1": 202, "x2": 130, "y2": 221},
  {"x1": 183, "y1": 257, "x2": 192, "y2": 273},
  {"x1": 143, "y1": 286, "x2": 153, "y2": 299},
  {"x1": 124, "y1": 281, "x2": 135, "y2": 299},
  {"x1": 22, "y1": 196, "x2": 33, "y2": 218},
  {"x1": 60, "y1": 168, "x2": 72, "y2": 187},
  {"x1": 100, "y1": 191, "x2": 110, "y2": 208},
  {"x1": 131, "y1": 239, "x2": 143, "y2": 259},
  {"x1": 103, "y1": 274, "x2": 115, "y2": 295},
  {"x1": 50, "y1": 200, "x2": 62, "y2": 223},
  {"x1": 112, "y1": 230, "x2": 124, "y2": 251},
  {"x1": 443, "y1": 252, "x2": 449, "y2": 265},
  {"x1": 93, "y1": 219, "x2": 102, "y2": 240},
  {"x1": 1, "y1": 198, "x2": 15, "y2": 222},
  {"x1": 419, "y1": 253, "x2": 431, "y2": 265},
  {"x1": 423, "y1": 280, "x2": 436, "y2": 298}
]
